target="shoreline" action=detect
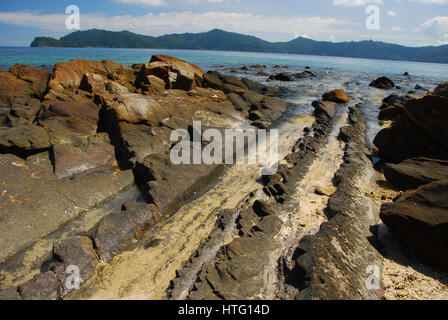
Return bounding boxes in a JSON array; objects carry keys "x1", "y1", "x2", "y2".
[{"x1": 2, "y1": 48, "x2": 448, "y2": 80}]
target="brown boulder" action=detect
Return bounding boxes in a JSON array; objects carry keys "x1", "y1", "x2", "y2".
[
  {"x1": 110, "y1": 93, "x2": 168, "y2": 126},
  {"x1": 149, "y1": 54, "x2": 204, "y2": 90},
  {"x1": 378, "y1": 94, "x2": 411, "y2": 121},
  {"x1": 111, "y1": 122, "x2": 170, "y2": 166},
  {"x1": 0, "y1": 125, "x2": 50, "y2": 157},
  {"x1": 48, "y1": 59, "x2": 135, "y2": 92},
  {"x1": 53, "y1": 134, "x2": 118, "y2": 180},
  {"x1": 154, "y1": 88, "x2": 244, "y2": 128},
  {"x1": 268, "y1": 72, "x2": 294, "y2": 82},
  {"x1": 9, "y1": 64, "x2": 50, "y2": 98},
  {"x1": 40, "y1": 100, "x2": 100, "y2": 143},
  {"x1": 42, "y1": 100, "x2": 99, "y2": 120},
  {"x1": 380, "y1": 179, "x2": 448, "y2": 271},
  {"x1": 374, "y1": 95, "x2": 448, "y2": 163},
  {"x1": 144, "y1": 75, "x2": 166, "y2": 94},
  {"x1": 220, "y1": 75, "x2": 248, "y2": 89},
  {"x1": 0, "y1": 106, "x2": 8, "y2": 127},
  {"x1": 94, "y1": 210, "x2": 136, "y2": 262},
  {"x1": 105, "y1": 81, "x2": 129, "y2": 95},
  {"x1": 403, "y1": 95, "x2": 448, "y2": 147},
  {"x1": 0, "y1": 70, "x2": 33, "y2": 105},
  {"x1": 203, "y1": 71, "x2": 223, "y2": 89},
  {"x1": 79, "y1": 72, "x2": 107, "y2": 94},
  {"x1": 378, "y1": 106, "x2": 403, "y2": 121},
  {"x1": 374, "y1": 113, "x2": 447, "y2": 163},
  {"x1": 7, "y1": 96, "x2": 42, "y2": 126},
  {"x1": 369, "y1": 76, "x2": 395, "y2": 89},
  {"x1": 241, "y1": 78, "x2": 283, "y2": 97},
  {"x1": 312, "y1": 100, "x2": 336, "y2": 119},
  {"x1": 322, "y1": 89, "x2": 349, "y2": 103},
  {"x1": 18, "y1": 272, "x2": 60, "y2": 300},
  {"x1": 135, "y1": 61, "x2": 173, "y2": 90},
  {"x1": 135, "y1": 153, "x2": 222, "y2": 213},
  {"x1": 52, "y1": 236, "x2": 99, "y2": 296},
  {"x1": 384, "y1": 157, "x2": 448, "y2": 190},
  {"x1": 94, "y1": 203, "x2": 162, "y2": 262},
  {"x1": 433, "y1": 82, "x2": 448, "y2": 99}
]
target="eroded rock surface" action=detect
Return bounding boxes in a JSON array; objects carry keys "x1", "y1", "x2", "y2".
[
  {"x1": 380, "y1": 179, "x2": 448, "y2": 272},
  {"x1": 0, "y1": 56, "x2": 301, "y2": 300},
  {"x1": 384, "y1": 158, "x2": 448, "y2": 190},
  {"x1": 374, "y1": 94, "x2": 448, "y2": 163}
]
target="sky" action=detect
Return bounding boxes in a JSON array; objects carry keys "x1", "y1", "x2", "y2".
[{"x1": 0, "y1": 0, "x2": 447, "y2": 47}]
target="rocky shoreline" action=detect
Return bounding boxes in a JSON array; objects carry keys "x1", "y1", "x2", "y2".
[{"x1": 0, "y1": 56, "x2": 447, "y2": 300}]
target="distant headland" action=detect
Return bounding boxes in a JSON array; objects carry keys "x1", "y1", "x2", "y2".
[{"x1": 30, "y1": 29, "x2": 448, "y2": 64}]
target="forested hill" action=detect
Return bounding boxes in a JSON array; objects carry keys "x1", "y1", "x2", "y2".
[{"x1": 31, "y1": 29, "x2": 448, "y2": 64}]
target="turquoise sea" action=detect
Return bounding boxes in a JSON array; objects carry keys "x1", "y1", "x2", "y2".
[
  {"x1": 1, "y1": 47, "x2": 448, "y2": 81},
  {"x1": 1, "y1": 46, "x2": 447, "y2": 144}
]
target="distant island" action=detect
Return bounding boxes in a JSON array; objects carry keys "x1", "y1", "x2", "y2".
[{"x1": 31, "y1": 29, "x2": 448, "y2": 64}]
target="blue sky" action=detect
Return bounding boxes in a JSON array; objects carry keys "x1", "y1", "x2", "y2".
[{"x1": 0, "y1": 0, "x2": 447, "y2": 47}]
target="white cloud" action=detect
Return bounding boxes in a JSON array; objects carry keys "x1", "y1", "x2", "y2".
[
  {"x1": 113, "y1": 0, "x2": 166, "y2": 5},
  {"x1": 0, "y1": 11, "x2": 354, "y2": 42},
  {"x1": 113, "y1": 0, "x2": 232, "y2": 5},
  {"x1": 332, "y1": 0, "x2": 383, "y2": 6},
  {"x1": 416, "y1": 16, "x2": 448, "y2": 43},
  {"x1": 387, "y1": 10, "x2": 396, "y2": 16},
  {"x1": 408, "y1": 0, "x2": 448, "y2": 4},
  {"x1": 334, "y1": 0, "x2": 448, "y2": 5}
]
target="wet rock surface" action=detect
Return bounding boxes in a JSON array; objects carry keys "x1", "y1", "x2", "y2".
[
  {"x1": 370, "y1": 76, "x2": 395, "y2": 89},
  {"x1": 322, "y1": 89, "x2": 350, "y2": 103},
  {"x1": 268, "y1": 72, "x2": 294, "y2": 82}
]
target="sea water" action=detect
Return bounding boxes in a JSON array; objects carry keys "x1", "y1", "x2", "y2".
[{"x1": 1, "y1": 46, "x2": 447, "y2": 144}]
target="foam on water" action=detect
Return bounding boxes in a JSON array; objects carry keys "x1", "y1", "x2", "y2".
[{"x1": 212, "y1": 64, "x2": 440, "y2": 145}]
